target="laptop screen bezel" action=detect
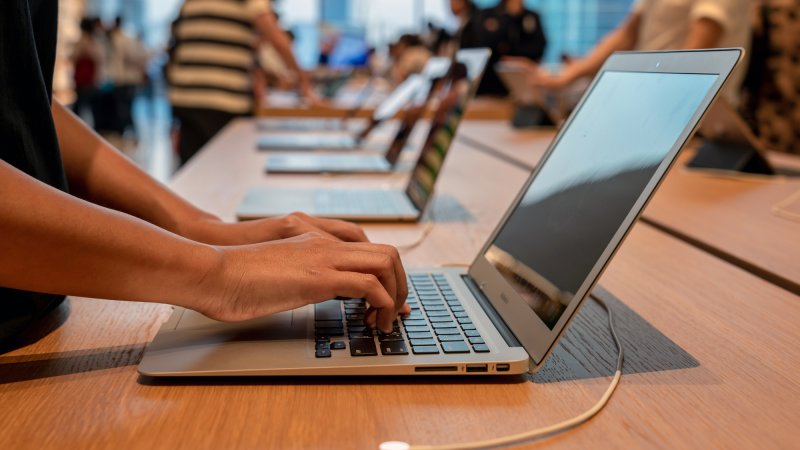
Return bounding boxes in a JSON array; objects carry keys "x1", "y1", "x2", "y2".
[{"x1": 465, "y1": 49, "x2": 743, "y2": 366}]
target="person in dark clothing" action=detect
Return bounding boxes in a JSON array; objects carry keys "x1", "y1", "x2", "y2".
[
  {"x1": 0, "y1": 0, "x2": 408, "y2": 351},
  {"x1": 459, "y1": 0, "x2": 547, "y2": 96}
]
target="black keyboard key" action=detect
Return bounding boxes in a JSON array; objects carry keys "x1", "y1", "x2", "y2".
[
  {"x1": 407, "y1": 331, "x2": 433, "y2": 340},
  {"x1": 349, "y1": 329, "x2": 373, "y2": 339},
  {"x1": 403, "y1": 313, "x2": 424, "y2": 321},
  {"x1": 343, "y1": 299, "x2": 364, "y2": 305},
  {"x1": 410, "y1": 338, "x2": 437, "y2": 346},
  {"x1": 378, "y1": 331, "x2": 404, "y2": 342},
  {"x1": 315, "y1": 347, "x2": 332, "y2": 358},
  {"x1": 438, "y1": 335, "x2": 464, "y2": 342},
  {"x1": 380, "y1": 340, "x2": 409, "y2": 355},
  {"x1": 315, "y1": 320, "x2": 342, "y2": 328},
  {"x1": 435, "y1": 328, "x2": 461, "y2": 335},
  {"x1": 315, "y1": 341, "x2": 330, "y2": 350},
  {"x1": 349, "y1": 338, "x2": 378, "y2": 356},
  {"x1": 431, "y1": 321, "x2": 457, "y2": 329},
  {"x1": 468, "y1": 337, "x2": 485, "y2": 344},
  {"x1": 453, "y1": 311, "x2": 469, "y2": 318},
  {"x1": 465, "y1": 330, "x2": 482, "y2": 337},
  {"x1": 348, "y1": 325, "x2": 367, "y2": 332},
  {"x1": 346, "y1": 313, "x2": 364, "y2": 321},
  {"x1": 461, "y1": 323, "x2": 477, "y2": 330},
  {"x1": 405, "y1": 325, "x2": 430, "y2": 333},
  {"x1": 427, "y1": 310, "x2": 450, "y2": 317},
  {"x1": 441, "y1": 341, "x2": 470, "y2": 353},
  {"x1": 412, "y1": 346, "x2": 440, "y2": 355},
  {"x1": 402, "y1": 319, "x2": 427, "y2": 327},
  {"x1": 473, "y1": 344, "x2": 490, "y2": 353},
  {"x1": 327, "y1": 328, "x2": 345, "y2": 337},
  {"x1": 457, "y1": 317, "x2": 473, "y2": 324},
  {"x1": 449, "y1": 305, "x2": 465, "y2": 312},
  {"x1": 330, "y1": 341, "x2": 346, "y2": 350}
]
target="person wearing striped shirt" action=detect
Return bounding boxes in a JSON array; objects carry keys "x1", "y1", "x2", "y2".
[{"x1": 168, "y1": 0, "x2": 314, "y2": 164}]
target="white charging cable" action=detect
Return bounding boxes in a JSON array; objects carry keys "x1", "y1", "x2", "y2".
[
  {"x1": 395, "y1": 202, "x2": 437, "y2": 252},
  {"x1": 379, "y1": 295, "x2": 624, "y2": 450}
]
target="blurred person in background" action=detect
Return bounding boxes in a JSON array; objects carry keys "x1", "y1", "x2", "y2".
[
  {"x1": 741, "y1": 0, "x2": 800, "y2": 155},
  {"x1": 388, "y1": 34, "x2": 431, "y2": 84},
  {"x1": 69, "y1": 17, "x2": 103, "y2": 125},
  {"x1": 466, "y1": 0, "x2": 547, "y2": 96},
  {"x1": 168, "y1": 0, "x2": 317, "y2": 165},
  {"x1": 524, "y1": 0, "x2": 752, "y2": 106},
  {"x1": 106, "y1": 17, "x2": 149, "y2": 141}
]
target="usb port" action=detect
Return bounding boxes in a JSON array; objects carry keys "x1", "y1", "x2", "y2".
[
  {"x1": 496, "y1": 364, "x2": 510, "y2": 372},
  {"x1": 466, "y1": 364, "x2": 488, "y2": 373}
]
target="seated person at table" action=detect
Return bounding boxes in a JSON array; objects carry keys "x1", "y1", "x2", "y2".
[
  {"x1": 0, "y1": 1, "x2": 408, "y2": 351},
  {"x1": 521, "y1": 0, "x2": 751, "y2": 106},
  {"x1": 388, "y1": 34, "x2": 432, "y2": 84}
]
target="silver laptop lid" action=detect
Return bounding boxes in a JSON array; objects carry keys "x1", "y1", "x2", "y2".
[
  {"x1": 465, "y1": 49, "x2": 742, "y2": 366},
  {"x1": 371, "y1": 57, "x2": 450, "y2": 122}
]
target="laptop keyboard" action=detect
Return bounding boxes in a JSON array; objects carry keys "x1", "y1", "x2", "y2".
[
  {"x1": 314, "y1": 274, "x2": 489, "y2": 357},
  {"x1": 313, "y1": 190, "x2": 413, "y2": 215}
]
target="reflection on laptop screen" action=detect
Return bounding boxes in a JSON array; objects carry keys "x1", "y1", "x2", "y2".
[{"x1": 484, "y1": 71, "x2": 718, "y2": 329}]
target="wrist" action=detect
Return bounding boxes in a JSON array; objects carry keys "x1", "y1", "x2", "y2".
[{"x1": 171, "y1": 240, "x2": 227, "y2": 315}]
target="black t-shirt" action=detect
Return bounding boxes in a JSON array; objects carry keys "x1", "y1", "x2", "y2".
[{"x1": 0, "y1": 0, "x2": 69, "y2": 346}]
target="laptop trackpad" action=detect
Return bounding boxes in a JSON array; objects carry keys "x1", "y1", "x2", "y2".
[{"x1": 175, "y1": 308, "x2": 307, "y2": 341}]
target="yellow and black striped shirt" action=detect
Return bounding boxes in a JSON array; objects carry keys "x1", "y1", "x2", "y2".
[{"x1": 168, "y1": 0, "x2": 270, "y2": 114}]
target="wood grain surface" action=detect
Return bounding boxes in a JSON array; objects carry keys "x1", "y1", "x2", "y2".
[{"x1": 1, "y1": 119, "x2": 798, "y2": 450}]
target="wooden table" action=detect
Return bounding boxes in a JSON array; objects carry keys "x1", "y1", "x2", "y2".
[
  {"x1": 457, "y1": 120, "x2": 800, "y2": 295},
  {"x1": 2, "y1": 119, "x2": 798, "y2": 449},
  {"x1": 258, "y1": 82, "x2": 513, "y2": 121}
]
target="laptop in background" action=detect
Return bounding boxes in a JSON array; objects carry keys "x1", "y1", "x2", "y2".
[
  {"x1": 264, "y1": 49, "x2": 491, "y2": 174},
  {"x1": 140, "y1": 49, "x2": 742, "y2": 377},
  {"x1": 238, "y1": 59, "x2": 476, "y2": 222},
  {"x1": 256, "y1": 57, "x2": 451, "y2": 151},
  {"x1": 495, "y1": 62, "x2": 561, "y2": 128},
  {"x1": 687, "y1": 97, "x2": 775, "y2": 175}
]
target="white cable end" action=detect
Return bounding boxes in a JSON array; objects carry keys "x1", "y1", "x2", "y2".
[{"x1": 379, "y1": 441, "x2": 411, "y2": 450}]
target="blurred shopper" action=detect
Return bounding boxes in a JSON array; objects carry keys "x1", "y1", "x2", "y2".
[
  {"x1": 466, "y1": 0, "x2": 546, "y2": 96},
  {"x1": 168, "y1": 0, "x2": 316, "y2": 164},
  {"x1": 388, "y1": 34, "x2": 431, "y2": 84},
  {"x1": 527, "y1": 0, "x2": 751, "y2": 106},
  {"x1": 69, "y1": 18, "x2": 103, "y2": 125},
  {"x1": 107, "y1": 17, "x2": 149, "y2": 139},
  {"x1": 741, "y1": 0, "x2": 800, "y2": 155}
]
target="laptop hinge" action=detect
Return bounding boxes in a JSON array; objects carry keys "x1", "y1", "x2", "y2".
[{"x1": 462, "y1": 275, "x2": 523, "y2": 348}]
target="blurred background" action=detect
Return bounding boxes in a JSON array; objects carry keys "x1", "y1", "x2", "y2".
[{"x1": 54, "y1": 0, "x2": 796, "y2": 181}]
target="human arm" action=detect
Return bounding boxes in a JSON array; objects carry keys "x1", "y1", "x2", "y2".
[
  {"x1": 528, "y1": 11, "x2": 642, "y2": 89},
  {"x1": 0, "y1": 160, "x2": 408, "y2": 331},
  {"x1": 252, "y1": 11, "x2": 318, "y2": 101},
  {"x1": 52, "y1": 101, "x2": 367, "y2": 244}
]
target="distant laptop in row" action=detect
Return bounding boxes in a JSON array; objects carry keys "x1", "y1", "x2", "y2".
[
  {"x1": 138, "y1": 49, "x2": 742, "y2": 378},
  {"x1": 495, "y1": 61, "x2": 561, "y2": 128},
  {"x1": 264, "y1": 48, "x2": 491, "y2": 174},
  {"x1": 238, "y1": 58, "x2": 478, "y2": 222},
  {"x1": 687, "y1": 97, "x2": 776, "y2": 175},
  {"x1": 256, "y1": 57, "x2": 452, "y2": 151}
]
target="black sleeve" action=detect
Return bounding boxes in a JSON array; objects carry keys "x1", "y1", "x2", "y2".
[{"x1": 509, "y1": 11, "x2": 547, "y2": 62}]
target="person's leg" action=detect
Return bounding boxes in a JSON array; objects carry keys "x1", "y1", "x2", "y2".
[{"x1": 173, "y1": 107, "x2": 236, "y2": 165}]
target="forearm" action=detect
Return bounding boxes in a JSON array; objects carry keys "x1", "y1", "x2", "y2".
[
  {"x1": 0, "y1": 161, "x2": 220, "y2": 308},
  {"x1": 255, "y1": 14, "x2": 305, "y2": 78},
  {"x1": 681, "y1": 17, "x2": 723, "y2": 49},
  {"x1": 568, "y1": 13, "x2": 641, "y2": 81},
  {"x1": 52, "y1": 101, "x2": 218, "y2": 239}
]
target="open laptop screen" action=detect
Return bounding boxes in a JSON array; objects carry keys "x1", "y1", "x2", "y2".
[{"x1": 484, "y1": 71, "x2": 718, "y2": 329}]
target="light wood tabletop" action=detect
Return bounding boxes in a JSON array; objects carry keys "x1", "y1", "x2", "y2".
[
  {"x1": 457, "y1": 120, "x2": 800, "y2": 295},
  {"x1": 1, "y1": 119, "x2": 798, "y2": 450}
]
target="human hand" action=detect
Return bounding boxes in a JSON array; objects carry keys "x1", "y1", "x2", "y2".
[
  {"x1": 194, "y1": 232, "x2": 410, "y2": 333},
  {"x1": 184, "y1": 212, "x2": 369, "y2": 246}
]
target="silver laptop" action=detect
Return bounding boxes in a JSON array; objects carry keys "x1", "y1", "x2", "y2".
[
  {"x1": 238, "y1": 60, "x2": 479, "y2": 222},
  {"x1": 265, "y1": 49, "x2": 491, "y2": 174},
  {"x1": 256, "y1": 57, "x2": 452, "y2": 151},
  {"x1": 139, "y1": 49, "x2": 742, "y2": 377}
]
